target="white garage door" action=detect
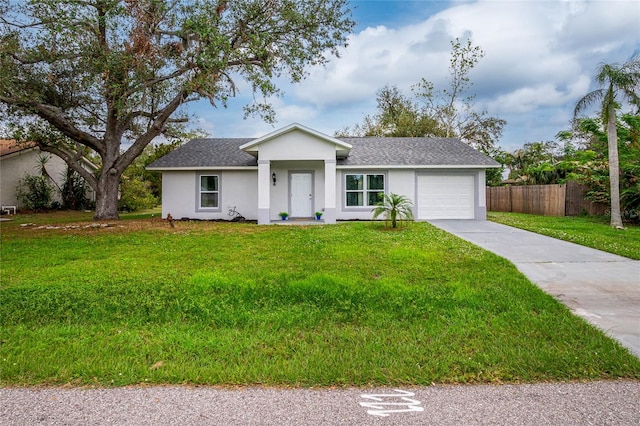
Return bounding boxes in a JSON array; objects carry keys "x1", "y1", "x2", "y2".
[{"x1": 417, "y1": 174, "x2": 475, "y2": 219}]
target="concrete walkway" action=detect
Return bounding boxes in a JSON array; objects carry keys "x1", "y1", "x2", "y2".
[{"x1": 428, "y1": 220, "x2": 640, "y2": 358}]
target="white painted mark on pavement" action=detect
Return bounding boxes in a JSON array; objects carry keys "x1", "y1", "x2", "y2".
[{"x1": 359, "y1": 389, "x2": 424, "y2": 417}]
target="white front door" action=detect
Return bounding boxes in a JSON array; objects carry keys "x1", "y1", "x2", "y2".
[{"x1": 290, "y1": 172, "x2": 313, "y2": 217}]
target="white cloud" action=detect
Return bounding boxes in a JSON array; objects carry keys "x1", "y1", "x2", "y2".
[
  {"x1": 293, "y1": 22, "x2": 453, "y2": 108},
  {"x1": 554, "y1": 0, "x2": 640, "y2": 56},
  {"x1": 195, "y1": 117, "x2": 217, "y2": 136},
  {"x1": 486, "y1": 74, "x2": 591, "y2": 114},
  {"x1": 270, "y1": 99, "x2": 318, "y2": 125}
]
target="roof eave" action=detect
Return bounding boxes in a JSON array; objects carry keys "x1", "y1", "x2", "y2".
[
  {"x1": 148, "y1": 164, "x2": 499, "y2": 171},
  {"x1": 146, "y1": 166, "x2": 258, "y2": 171},
  {"x1": 0, "y1": 146, "x2": 38, "y2": 159},
  {"x1": 336, "y1": 164, "x2": 501, "y2": 169}
]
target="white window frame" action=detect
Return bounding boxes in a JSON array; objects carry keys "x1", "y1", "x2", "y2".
[
  {"x1": 197, "y1": 173, "x2": 221, "y2": 211},
  {"x1": 344, "y1": 173, "x2": 386, "y2": 209}
]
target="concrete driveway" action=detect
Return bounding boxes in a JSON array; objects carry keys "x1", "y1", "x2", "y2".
[{"x1": 428, "y1": 220, "x2": 640, "y2": 358}]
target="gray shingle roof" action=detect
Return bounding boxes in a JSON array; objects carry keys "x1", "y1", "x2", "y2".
[
  {"x1": 148, "y1": 136, "x2": 499, "y2": 169},
  {"x1": 338, "y1": 137, "x2": 499, "y2": 166},
  {"x1": 148, "y1": 138, "x2": 256, "y2": 168}
]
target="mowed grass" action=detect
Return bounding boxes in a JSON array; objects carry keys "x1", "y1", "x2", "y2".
[
  {"x1": 488, "y1": 212, "x2": 640, "y2": 260},
  {"x1": 1, "y1": 214, "x2": 639, "y2": 387}
]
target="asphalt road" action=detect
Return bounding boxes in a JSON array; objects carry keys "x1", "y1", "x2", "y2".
[{"x1": 2, "y1": 381, "x2": 639, "y2": 425}]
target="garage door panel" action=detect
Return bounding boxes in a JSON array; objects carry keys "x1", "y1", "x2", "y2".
[{"x1": 417, "y1": 175, "x2": 475, "y2": 219}]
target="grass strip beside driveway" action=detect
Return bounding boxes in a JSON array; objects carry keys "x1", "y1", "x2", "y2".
[
  {"x1": 1, "y1": 218, "x2": 639, "y2": 386},
  {"x1": 488, "y1": 212, "x2": 640, "y2": 260}
]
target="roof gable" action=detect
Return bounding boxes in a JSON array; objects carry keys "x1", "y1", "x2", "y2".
[{"x1": 239, "y1": 123, "x2": 352, "y2": 158}]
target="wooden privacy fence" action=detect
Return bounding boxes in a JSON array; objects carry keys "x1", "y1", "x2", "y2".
[{"x1": 486, "y1": 181, "x2": 608, "y2": 216}]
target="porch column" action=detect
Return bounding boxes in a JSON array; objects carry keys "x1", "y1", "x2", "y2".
[
  {"x1": 324, "y1": 159, "x2": 337, "y2": 224},
  {"x1": 258, "y1": 160, "x2": 271, "y2": 224}
]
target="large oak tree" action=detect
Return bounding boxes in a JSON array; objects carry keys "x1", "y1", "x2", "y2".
[{"x1": 0, "y1": 0, "x2": 353, "y2": 219}]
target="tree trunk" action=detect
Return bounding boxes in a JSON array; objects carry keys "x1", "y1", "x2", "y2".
[
  {"x1": 94, "y1": 170, "x2": 121, "y2": 220},
  {"x1": 606, "y1": 107, "x2": 623, "y2": 228}
]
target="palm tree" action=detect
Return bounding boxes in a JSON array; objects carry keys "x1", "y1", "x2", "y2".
[
  {"x1": 574, "y1": 53, "x2": 640, "y2": 228},
  {"x1": 371, "y1": 193, "x2": 414, "y2": 228}
]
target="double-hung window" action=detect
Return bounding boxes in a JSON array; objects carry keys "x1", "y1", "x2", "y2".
[
  {"x1": 345, "y1": 173, "x2": 385, "y2": 207},
  {"x1": 199, "y1": 175, "x2": 219, "y2": 209}
]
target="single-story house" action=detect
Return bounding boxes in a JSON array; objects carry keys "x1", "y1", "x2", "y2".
[
  {"x1": 0, "y1": 139, "x2": 96, "y2": 210},
  {"x1": 147, "y1": 123, "x2": 500, "y2": 224}
]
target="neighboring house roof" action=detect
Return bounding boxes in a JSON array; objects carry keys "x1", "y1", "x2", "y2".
[
  {"x1": 0, "y1": 139, "x2": 100, "y2": 172},
  {"x1": 0, "y1": 139, "x2": 37, "y2": 157},
  {"x1": 148, "y1": 132, "x2": 500, "y2": 170}
]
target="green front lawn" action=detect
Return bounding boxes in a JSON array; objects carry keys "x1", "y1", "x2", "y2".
[
  {"x1": 488, "y1": 212, "x2": 640, "y2": 260},
  {"x1": 1, "y1": 215, "x2": 638, "y2": 387}
]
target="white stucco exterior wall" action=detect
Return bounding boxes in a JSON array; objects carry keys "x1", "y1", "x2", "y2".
[
  {"x1": 161, "y1": 170, "x2": 258, "y2": 220},
  {"x1": 1, "y1": 149, "x2": 67, "y2": 208},
  {"x1": 476, "y1": 169, "x2": 487, "y2": 220},
  {"x1": 161, "y1": 167, "x2": 489, "y2": 222},
  {"x1": 161, "y1": 171, "x2": 194, "y2": 219}
]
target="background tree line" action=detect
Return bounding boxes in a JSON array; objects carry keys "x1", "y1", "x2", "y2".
[
  {"x1": 495, "y1": 114, "x2": 639, "y2": 222},
  {"x1": 494, "y1": 53, "x2": 640, "y2": 226}
]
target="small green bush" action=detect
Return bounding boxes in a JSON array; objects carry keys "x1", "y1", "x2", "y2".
[
  {"x1": 118, "y1": 177, "x2": 158, "y2": 212},
  {"x1": 16, "y1": 174, "x2": 53, "y2": 211}
]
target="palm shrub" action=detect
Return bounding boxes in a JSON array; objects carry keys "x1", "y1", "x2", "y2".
[
  {"x1": 371, "y1": 193, "x2": 414, "y2": 228},
  {"x1": 61, "y1": 168, "x2": 91, "y2": 210},
  {"x1": 16, "y1": 174, "x2": 53, "y2": 211}
]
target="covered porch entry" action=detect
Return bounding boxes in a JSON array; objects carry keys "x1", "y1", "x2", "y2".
[
  {"x1": 258, "y1": 159, "x2": 335, "y2": 224},
  {"x1": 238, "y1": 123, "x2": 352, "y2": 225}
]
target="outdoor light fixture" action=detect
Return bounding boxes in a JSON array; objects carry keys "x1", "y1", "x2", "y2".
[{"x1": 272, "y1": 173, "x2": 277, "y2": 186}]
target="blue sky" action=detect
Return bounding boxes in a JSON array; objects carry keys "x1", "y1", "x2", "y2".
[{"x1": 187, "y1": 0, "x2": 640, "y2": 152}]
